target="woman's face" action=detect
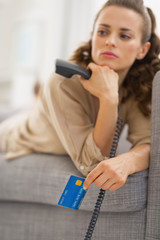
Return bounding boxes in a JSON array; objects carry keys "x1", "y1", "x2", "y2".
[{"x1": 91, "y1": 6, "x2": 149, "y2": 74}]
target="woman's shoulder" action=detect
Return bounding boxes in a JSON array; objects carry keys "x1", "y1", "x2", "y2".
[
  {"x1": 47, "y1": 72, "x2": 91, "y2": 100},
  {"x1": 40, "y1": 72, "x2": 93, "y2": 111}
]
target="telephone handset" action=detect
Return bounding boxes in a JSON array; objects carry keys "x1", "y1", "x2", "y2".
[
  {"x1": 55, "y1": 59, "x2": 122, "y2": 240},
  {"x1": 55, "y1": 59, "x2": 91, "y2": 79}
]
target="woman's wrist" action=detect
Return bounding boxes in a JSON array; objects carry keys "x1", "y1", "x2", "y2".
[
  {"x1": 99, "y1": 93, "x2": 119, "y2": 108},
  {"x1": 118, "y1": 152, "x2": 136, "y2": 176},
  {"x1": 118, "y1": 144, "x2": 150, "y2": 176}
]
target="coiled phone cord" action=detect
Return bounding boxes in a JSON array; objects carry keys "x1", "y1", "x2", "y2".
[{"x1": 84, "y1": 116, "x2": 123, "y2": 240}]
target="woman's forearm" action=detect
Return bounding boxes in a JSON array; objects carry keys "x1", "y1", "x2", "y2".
[
  {"x1": 123, "y1": 143, "x2": 150, "y2": 175},
  {"x1": 93, "y1": 96, "x2": 118, "y2": 156},
  {"x1": 78, "y1": 63, "x2": 119, "y2": 157}
]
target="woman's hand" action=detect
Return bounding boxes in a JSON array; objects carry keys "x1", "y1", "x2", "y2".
[
  {"x1": 83, "y1": 156, "x2": 129, "y2": 191},
  {"x1": 83, "y1": 144, "x2": 150, "y2": 191},
  {"x1": 78, "y1": 62, "x2": 119, "y2": 101}
]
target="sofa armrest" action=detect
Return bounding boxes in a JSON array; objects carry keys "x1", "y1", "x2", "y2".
[{"x1": 145, "y1": 71, "x2": 160, "y2": 239}]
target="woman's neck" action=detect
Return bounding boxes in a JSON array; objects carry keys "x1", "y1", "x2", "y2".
[{"x1": 117, "y1": 68, "x2": 130, "y2": 87}]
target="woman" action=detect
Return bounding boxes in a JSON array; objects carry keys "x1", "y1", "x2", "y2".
[{"x1": 0, "y1": 0, "x2": 160, "y2": 191}]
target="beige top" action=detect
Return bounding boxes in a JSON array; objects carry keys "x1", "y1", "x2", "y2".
[{"x1": 0, "y1": 73, "x2": 151, "y2": 176}]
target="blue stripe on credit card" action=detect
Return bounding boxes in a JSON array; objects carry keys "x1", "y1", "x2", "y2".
[{"x1": 58, "y1": 175, "x2": 87, "y2": 210}]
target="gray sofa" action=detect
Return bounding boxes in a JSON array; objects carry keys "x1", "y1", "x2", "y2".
[{"x1": 0, "y1": 71, "x2": 160, "y2": 240}]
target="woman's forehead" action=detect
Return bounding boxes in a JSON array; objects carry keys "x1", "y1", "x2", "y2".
[{"x1": 95, "y1": 6, "x2": 143, "y2": 32}]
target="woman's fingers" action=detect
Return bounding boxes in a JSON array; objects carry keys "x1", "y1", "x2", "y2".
[
  {"x1": 83, "y1": 158, "x2": 127, "y2": 191},
  {"x1": 101, "y1": 178, "x2": 125, "y2": 191},
  {"x1": 83, "y1": 164, "x2": 103, "y2": 190},
  {"x1": 93, "y1": 173, "x2": 110, "y2": 188},
  {"x1": 77, "y1": 62, "x2": 119, "y2": 99}
]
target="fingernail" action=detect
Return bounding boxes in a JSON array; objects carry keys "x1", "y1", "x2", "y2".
[{"x1": 83, "y1": 185, "x2": 87, "y2": 190}]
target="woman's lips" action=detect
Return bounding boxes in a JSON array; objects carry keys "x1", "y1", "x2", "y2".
[{"x1": 102, "y1": 51, "x2": 118, "y2": 59}]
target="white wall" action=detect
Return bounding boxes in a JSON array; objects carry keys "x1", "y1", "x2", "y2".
[{"x1": 0, "y1": 0, "x2": 159, "y2": 108}]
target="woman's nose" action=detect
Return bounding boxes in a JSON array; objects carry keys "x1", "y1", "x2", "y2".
[{"x1": 105, "y1": 34, "x2": 117, "y2": 47}]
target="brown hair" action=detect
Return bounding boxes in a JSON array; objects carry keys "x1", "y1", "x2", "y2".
[{"x1": 70, "y1": 0, "x2": 160, "y2": 117}]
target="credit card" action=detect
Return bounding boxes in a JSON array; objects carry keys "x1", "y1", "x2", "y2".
[{"x1": 58, "y1": 175, "x2": 87, "y2": 210}]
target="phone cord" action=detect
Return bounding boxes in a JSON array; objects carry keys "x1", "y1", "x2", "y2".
[{"x1": 84, "y1": 116, "x2": 123, "y2": 240}]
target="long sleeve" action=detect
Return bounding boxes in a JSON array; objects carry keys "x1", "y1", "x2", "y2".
[
  {"x1": 41, "y1": 73, "x2": 106, "y2": 175},
  {"x1": 119, "y1": 95, "x2": 151, "y2": 148}
]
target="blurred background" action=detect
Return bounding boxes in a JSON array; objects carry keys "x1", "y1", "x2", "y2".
[{"x1": 0, "y1": 0, "x2": 160, "y2": 109}]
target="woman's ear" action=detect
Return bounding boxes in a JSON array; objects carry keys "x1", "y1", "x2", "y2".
[{"x1": 136, "y1": 42, "x2": 151, "y2": 60}]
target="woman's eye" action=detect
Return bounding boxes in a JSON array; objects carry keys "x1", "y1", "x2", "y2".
[
  {"x1": 120, "y1": 34, "x2": 131, "y2": 40},
  {"x1": 97, "y1": 30, "x2": 108, "y2": 36}
]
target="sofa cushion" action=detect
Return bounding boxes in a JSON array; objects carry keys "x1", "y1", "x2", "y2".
[{"x1": 0, "y1": 153, "x2": 148, "y2": 213}]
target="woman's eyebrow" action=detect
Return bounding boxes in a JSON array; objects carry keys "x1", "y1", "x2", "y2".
[
  {"x1": 99, "y1": 24, "x2": 134, "y2": 33},
  {"x1": 120, "y1": 28, "x2": 134, "y2": 33},
  {"x1": 99, "y1": 23, "x2": 110, "y2": 28}
]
